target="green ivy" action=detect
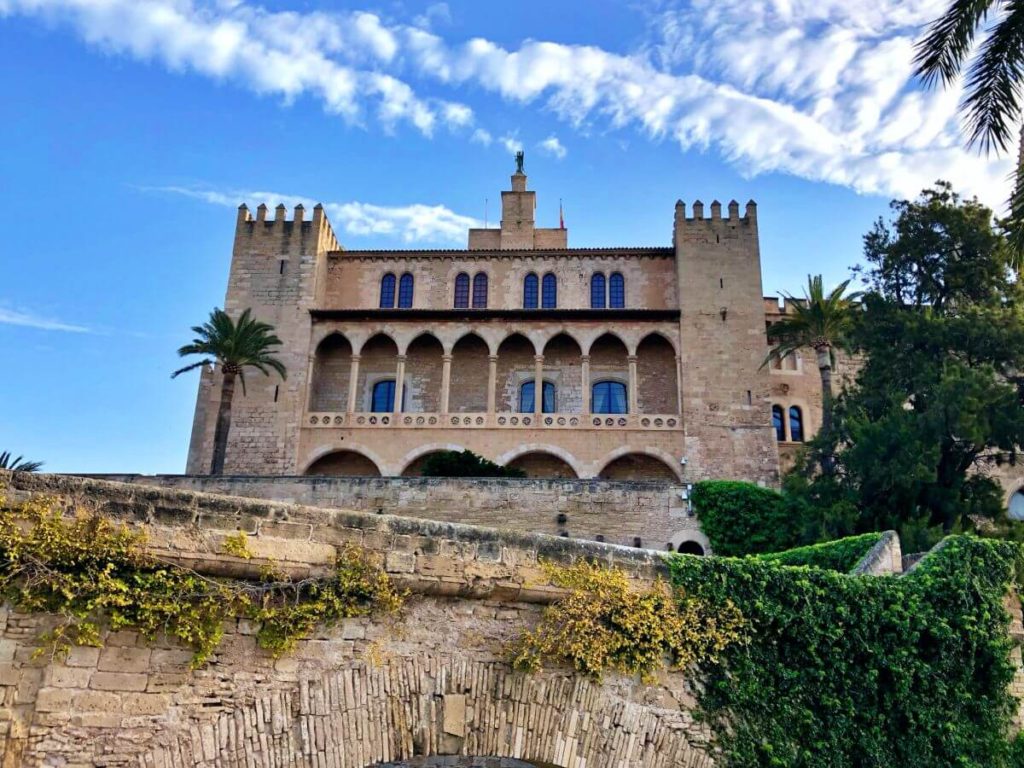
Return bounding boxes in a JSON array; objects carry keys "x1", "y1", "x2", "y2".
[
  {"x1": 692, "y1": 480, "x2": 808, "y2": 556},
  {"x1": 670, "y1": 536, "x2": 1023, "y2": 767},
  {"x1": 756, "y1": 532, "x2": 883, "y2": 572}
]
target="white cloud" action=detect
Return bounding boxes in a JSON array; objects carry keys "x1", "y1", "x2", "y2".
[
  {"x1": 146, "y1": 185, "x2": 479, "y2": 244},
  {"x1": 0, "y1": 306, "x2": 91, "y2": 333},
  {"x1": 1, "y1": 0, "x2": 1012, "y2": 206},
  {"x1": 538, "y1": 135, "x2": 567, "y2": 159}
]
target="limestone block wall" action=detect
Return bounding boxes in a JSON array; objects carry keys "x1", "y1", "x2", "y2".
[
  {"x1": 75, "y1": 474, "x2": 709, "y2": 554},
  {"x1": 0, "y1": 472, "x2": 713, "y2": 768}
]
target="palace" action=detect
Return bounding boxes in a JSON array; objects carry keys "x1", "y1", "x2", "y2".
[{"x1": 185, "y1": 157, "x2": 1022, "y2": 523}]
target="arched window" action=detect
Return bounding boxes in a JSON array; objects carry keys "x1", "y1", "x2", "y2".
[
  {"x1": 609, "y1": 272, "x2": 625, "y2": 308},
  {"x1": 789, "y1": 406, "x2": 804, "y2": 442},
  {"x1": 371, "y1": 380, "x2": 396, "y2": 412},
  {"x1": 379, "y1": 273, "x2": 396, "y2": 308},
  {"x1": 472, "y1": 273, "x2": 488, "y2": 308},
  {"x1": 523, "y1": 273, "x2": 539, "y2": 309},
  {"x1": 397, "y1": 273, "x2": 414, "y2": 308},
  {"x1": 772, "y1": 404, "x2": 785, "y2": 441},
  {"x1": 592, "y1": 380, "x2": 627, "y2": 414},
  {"x1": 519, "y1": 380, "x2": 556, "y2": 413},
  {"x1": 590, "y1": 273, "x2": 606, "y2": 309},
  {"x1": 454, "y1": 273, "x2": 470, "y2": 308},
  {"x1": 1010, "y1": 489, "x2": 1024, "y2": 521},
  {"x1": 542, "y1": 273, "x2": 557, "y2": 308}
]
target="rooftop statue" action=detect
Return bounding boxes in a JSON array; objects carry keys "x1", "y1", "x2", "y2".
[{"x1": 515, "y1": 150, "x2": 525, "y2": 174}]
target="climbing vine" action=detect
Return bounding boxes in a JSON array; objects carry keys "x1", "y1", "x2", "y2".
[
  {"x1": 512, "y1": 559, "x2": 744, "y2": 682},
  {"x1": 755, "y1": 531, "x2": 882, "y2": 572},
  {"x1": 670, "y1": 536, "x2": 1024, "y2": 767},
  {"x1": 0, "y1": 491, "x2": 403, "y2": 665}
]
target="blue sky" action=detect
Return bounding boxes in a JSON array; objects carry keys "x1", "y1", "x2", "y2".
[{"x1": 0, "y1": 0, "x2": 1012, "y2": 473}]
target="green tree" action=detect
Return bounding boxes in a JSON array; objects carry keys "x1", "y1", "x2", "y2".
[
  {"x1": 418, "y1": 450, "x2": 526, "y2": 478},
  {"x1": 764, "y1": 274, "x2": 860, "y2": 474},
  {"x1": 172, "y1": 308, "x2": 286, "y2": 476},
  {"x1": 801, "y1": 183, "x2": 1024, "y2": 550},
  {"x1": 914, "y1": 0, "x2": 1024, "y2": 267}
]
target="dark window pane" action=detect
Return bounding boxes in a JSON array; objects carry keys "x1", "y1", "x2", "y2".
[
  {"x1": 772, "y1": 405, "x2": 785, "y2": 441},
  {"x1": 371, "y1": 380, "x2": 395, "y2": 412},
  {"x1": 592, "y1": 381, "x2": 627, "y2": 414},
  {"x1": 542, "y1": 273, "x2": 557, "y2": 308},
  {"x1": 542, "y1": 381, "x2": 556, "y2": 413},
  {"x1": 397, "y1": 273, "x2": 414, "y2": 308},
  {"x1": 523, "y1": 273, "x2": 538, "y2": 308},
  {"x1": 519, "y1": 381, "x2": 534, "y2": 413},
  {"x1": 454, "y1": 273, "x2": 470, "y2": 308},
  {"x1": 789, "y1": 406, "x2": 804, "y2": 442},
  {"x1": 379, "y1": 273, "x2": 396, "y2": 308},
  {"x1": 609, "y1": 272, "x2": 625, "y2": 308},
  {"x1": 590, "y1": 273, "x2": 606, "y2": 309},
  {"x1": 472, "y1": 273, "x2": 488, "y2": 308}
]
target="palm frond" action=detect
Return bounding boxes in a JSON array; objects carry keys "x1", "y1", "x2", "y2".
[
  {"x1": 0, "y1": 451, "x2": 43, "y2": 472},
  {"x1": 914, "y1": 0, "x2": 995, "y2": 87},
  {"x1": 1008, "y1": 146, "x2": 1024, "y2": 269},
  {"x1": 762, "y1": 275, "x2": 860, "y2": 368},
  {"x1": 173, "y1": 307, "x2": 287, "y2": 383},
  {"x1": 962, "y1": 0, "x2": 1024, "y2": 153},
  {"x1": 171, "y1": 359, "x2": 214, "y2": 378}
]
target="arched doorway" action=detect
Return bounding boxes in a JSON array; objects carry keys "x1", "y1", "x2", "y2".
[
  {"x1": 599, "y1": 453, "x2": 679, "y2": 481},
  {"x1": 675, "y1": 540, "x2": 706, "y2": 556},
  {"x1": 305, "y1": 450, "x2": 382, "y2": 477},
  {"x1": 505, "y1": 451, "x2": 578, "y2": 479}
]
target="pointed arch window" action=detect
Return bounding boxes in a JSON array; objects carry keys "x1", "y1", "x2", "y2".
[
  {"x1": 609, "y1": 272, "x2": 625, "y2": 308},
  {"x1": 379, "y1": 273, "x2": 396, "y2": 308},
  {"x1": 397, "y1": 273, "x2": 414, "y2": 308},
  {"x1": 523, "y1": 273, "x2": 539, "y2": 309},
  {"x1": 789, "y1": 406, "x2": 804, "y2": 442},
  {"x1": 454, "y1": 272, "x2": 470, "y2": 308},
  {"x1": 772, "y1": 405, "x2": 785, "y2": 441},
  {"x1": 592, "y1": 380, "x2": 627, "y2": 414},
  {"x1": 519, "y1": 380, "x2": 556, "y2": 413},
  {"x1": 542, "y1": 273, "x2": 557, "y2": 308},
  {"x1": 472, "y1": 273, "x2": 488, "y2": 308},
  {"x1": 590, "y1": 273, "x2": 606, "y2": 309}
]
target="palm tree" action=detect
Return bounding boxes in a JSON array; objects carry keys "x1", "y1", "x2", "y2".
[
  {"x1": 0, "y1": 451, "x2": 43, "y2": 472},
  {"x1": 764, "y1": 275, "x2": 860, "y2": 473},
  {"x1": 914, "y1": 1, "x2": 1024, "y2": 268},
  {"x1": 172, "y1": 308, "x2": 286, "y2": 475}
]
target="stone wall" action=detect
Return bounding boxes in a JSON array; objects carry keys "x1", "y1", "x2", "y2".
[
  {"x1": 74, "y1": 474, "x2": 709, "y2": 554},
  {"x1": 0, "y1": 473, "x2": 713, "y2": 768}
]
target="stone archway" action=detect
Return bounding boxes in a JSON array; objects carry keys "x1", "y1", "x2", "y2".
[
  {"x1": 143, "y1": 658, "x2": 707, "y2": 768},
  {"x1": 599, "y1": 452, "x2": 679, "y2": 482},
  {"x1": 505, "y1": 451, "x2": 578, "y2": 479},
  {"x1": 306, "y1": 449, "x2": 382, "y2": 477}
]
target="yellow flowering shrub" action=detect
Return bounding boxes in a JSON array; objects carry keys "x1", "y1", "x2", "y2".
[{"x1": 513, "y1": 560, "x2": 744, "y2": 682}]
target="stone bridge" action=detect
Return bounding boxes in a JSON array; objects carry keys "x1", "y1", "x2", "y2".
[{"x1": 0, "y1": 473, "x2": 715, "y2": 768}]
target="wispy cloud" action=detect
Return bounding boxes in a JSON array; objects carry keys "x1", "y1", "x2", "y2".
[
  {"x1": 145, "y1": 185, "x2": 480, "y2": 244},
  {"x1": 0, "y1": 0, "x2": 1011, "y2": 205},
  {"x1": 0, "y1": 306, "x2": 91, "y2": 333},
  {"x1": 538, "y1": 135, "x2": 567, "y2": 160}
]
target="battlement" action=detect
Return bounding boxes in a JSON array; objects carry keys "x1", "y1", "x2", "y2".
[
  {"x1": 236, "y1": 202, "x2": 340, "y2": 252},
  {"x1": 674, "y1": 198, "x2": 757, "y2": 225}
]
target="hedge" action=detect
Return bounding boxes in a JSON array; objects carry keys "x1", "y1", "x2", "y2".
[{"x1": 756, "y1": 532, "x2": 884, "y2": 572}]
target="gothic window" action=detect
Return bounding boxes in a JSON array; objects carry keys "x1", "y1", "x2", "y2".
[
  {"x1": 523, "y1": 273, "x2": 538, "y2": 309},
  {"x1": 1010, "y1": 489, "x2": 1024, "y2": 521},
  {"x1": 772, "y1": 404, "x2": 785, "y2": 441},
  {"x1": 542, "y1": 273, "x2": 557, "y2": 308},
  {"x1": 379, "y1": 273, "x2": 396, "y2": 308},
  {"x1": 609, "y1": 272, "x2": 625, "y2": 308},
  {"x1": 789, "y1": 406, "x2": 804, "y2": 442},
  {"x1": 371, "y1": 380, "x2": 396, "y2": 412},
  {"x1": 519, "y1": 380, "x2": 556, "y2": 413},
  {"x1": 472, "y1": 273, "x2": 488, "y2": 308},
  {"x1": 454, "y1": 273, "x2": 470, "y2": 308},
  {"x1": 397, "y1": 273, "x2": 414, "y2": 308},
  {"x1": 592, "y1": 380, "x2": 627, "y2": 414},
  {"x1": 590, "y1": 273, "x2": 606, "y2": 309}
]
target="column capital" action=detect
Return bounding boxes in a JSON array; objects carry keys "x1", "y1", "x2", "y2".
[
  {"x1": 442, "y1": 353, "x2": 453, "y2": 362},
  {"x1": 350, "y1": 354, "x2": 362, "y2": 362},
  {"x1": 581, "y1": 354, "x2": 591, "y2": 363},
  {"x1": 535, "y1": 354, "x2": 545, "y2": 363},
  {"x1": 488, "y1": 355, "x2": 498, "y2": 363},
  {"x1": 396, "y1": 354, "x2": 407, "y2": 363},
  {"x1": 627, "y1": 354, "x2": 638, "y2": 363}
]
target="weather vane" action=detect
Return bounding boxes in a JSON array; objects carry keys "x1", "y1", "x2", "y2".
[{"x1": 515, "y1": 150, "x2": 525, "y2": 174}]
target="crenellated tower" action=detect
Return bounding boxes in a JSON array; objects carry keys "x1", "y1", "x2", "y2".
[{"x1": 673, "y1": 197, "x2": 779, "y2": 483}]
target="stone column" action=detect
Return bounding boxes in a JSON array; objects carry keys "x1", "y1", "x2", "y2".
[
  {"x1": 534, "y1": 355, "x2": 545, "y2": 415},
  {"x1": 487, "y1": 355, "x2": 498, "y2": 413},
  {"x1": 628, "y1": 355, "x2": 638, "y2": 414},
  {"x1": 440, "y1": 354, "x2": 452, "y2": 414},
  {"x1": 581, "y1": 355, "x2": 591, "y2": 415},
  {"x1": 347, "y1": 355, "x2": 361, "y2": 413},
  {"x1": 675, "y1": 353, "x2": 684, "y2": 415},
  {"x1": 393, "y1": 355, "x2": 406, "y2": 414}
]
